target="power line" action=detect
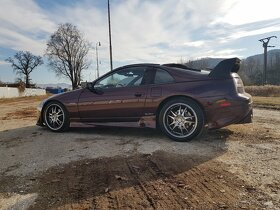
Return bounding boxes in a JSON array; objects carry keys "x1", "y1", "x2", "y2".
[{"x1": 259, "y1": 36, "x2": 277, "y2": 85}]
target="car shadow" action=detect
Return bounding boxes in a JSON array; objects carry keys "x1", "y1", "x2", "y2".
[
  {"x1": 70, "y1": 126, "x2": 163, "y2": 137},
  {"x1": 0, "y1": 125, "x2": 234, "y2": 209}
]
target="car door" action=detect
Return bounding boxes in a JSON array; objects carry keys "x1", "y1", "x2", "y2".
[
  {"x1": 143, "y1": 67, "x2": 177, "y2": 115},
  {"x1": 78, "y1": 66, "x2": 151, "y2": 122}
]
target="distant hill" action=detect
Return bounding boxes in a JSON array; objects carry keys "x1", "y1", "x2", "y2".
[
  {"x1": 183, "y1": 49, "x2": 280, "y2": 85},
  {"x1": 184, "y1": 58, "x2": 224, "y2": 69},
  {"x1": 184, "y1": 49, "x2": 280, "y2": 68},
  {"x1": 203, "y1": 58, "x2": 225, "y2": 68},
  {"x1": 245, "y1": 49, "x2": 280, "y2": 65}
]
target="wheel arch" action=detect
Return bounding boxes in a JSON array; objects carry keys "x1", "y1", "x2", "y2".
[{"x1": 156, "y1": 95, "x2": 206, "y2": 128}]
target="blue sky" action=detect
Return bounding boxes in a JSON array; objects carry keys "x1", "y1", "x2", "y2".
[{"x1": 0, "y1": 0, "x2": 280, "y2": 84}]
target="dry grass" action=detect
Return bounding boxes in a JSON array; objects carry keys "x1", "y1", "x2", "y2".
[
  {"x1": 1, "y1": 107, "x2": 37, "y2": 120},
  {"x1": 0, "y1": 94, "x2": 51, "y2": 104},
  {"x1": 253, "y1": 96, "x2": 280, "y2": 110},
  {"x1": 245, "y1": 85, "x2": 280, "y2": 97}
]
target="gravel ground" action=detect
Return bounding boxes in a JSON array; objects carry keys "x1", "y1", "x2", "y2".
[{"x1": 0, "y1": 97, "x2": 279, "y2": 210}]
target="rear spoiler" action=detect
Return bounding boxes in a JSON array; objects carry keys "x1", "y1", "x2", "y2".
[{"x1": 208, "y1": 58, "x2": 241, "y2": 79}]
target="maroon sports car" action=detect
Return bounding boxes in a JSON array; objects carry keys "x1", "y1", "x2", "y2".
[{"x1": 37, "y1": 58, "x2": 252, "y2": 141}]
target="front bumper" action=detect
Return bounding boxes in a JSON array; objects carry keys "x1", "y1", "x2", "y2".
[{"x1": 36, "y1": 109, "x2": 44, "y2": 126}]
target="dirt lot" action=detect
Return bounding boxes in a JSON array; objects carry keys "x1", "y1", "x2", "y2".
[{"x1": 0, "y1": 96, "x2": 279, "y2": 210}]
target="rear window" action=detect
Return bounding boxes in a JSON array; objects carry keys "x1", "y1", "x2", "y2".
[{"x1": 154, "y1": 69, "x2": 175, "y2": 84}]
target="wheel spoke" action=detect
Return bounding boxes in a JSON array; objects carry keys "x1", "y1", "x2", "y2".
[
  {"x1": 178, "y1": 106, "x2": 182, "y2": 115},
  {"x1": 179, "y1": 127, "x2": 184, "y2": 135},
  {"x1": 169, "y1": 120, "x2": 176, "y2": 126},
  {"x1": 171, "y1": 110, "x2": 176, "y2": 117},
  {"x1": 181, "y1": 107, "x2": 187, "y2": 116},
  {"x1": 184, "y1": 116, "x2": 194, "y2": 120},
  {"x1": 183, "y1": 124, "x2": 190, "y2": 132},
  {"x1": 170, "y1": 122, "x2": 177, "y2": 130},
  {"x1": 56, "y1": 118, "x2": 62, "y2": 125},
  {"x1": 185, "y1": 120, "x2": 195, "y2": 124},
  {"x1": 168, "y1": 115, "x2": 175, "y2": 120},
  {"x1": 171, "y1": 124, "x2": 177, "y2": 130}
]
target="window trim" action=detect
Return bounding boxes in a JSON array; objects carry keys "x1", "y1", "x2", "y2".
[
  {"x1": 152, "y1": 67, "x2": 176, "y2": 85},
  {"x1": 93, "y1": 65, "x2": 152, "y2": 90}
]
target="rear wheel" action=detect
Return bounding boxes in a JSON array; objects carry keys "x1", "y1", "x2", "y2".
[
  {"x1": 43, "y1": 102, "x2": 69, "y2": 132},
  {"x1": 158, "y1": 98, "x2": 204, "y2": 142}
]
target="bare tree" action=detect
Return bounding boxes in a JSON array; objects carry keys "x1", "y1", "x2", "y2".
[
  {"x1": 6, "y1": 51, "x2": 43, "y2": 88},
  {"x1": 46, "y1": 23, "x2": 90, "y2": 89},
  {"x1": 185, "y1": 58, "x2": 209, "y2": 69},
  {"x1": 195, "y1": 58, "x2": 209, "y2": 69}
]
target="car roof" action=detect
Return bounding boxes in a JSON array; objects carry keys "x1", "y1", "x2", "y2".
[
  {"x1": 119, "y1": 63, "x2": 204, "y2": 72},
  {"x1": 117, "y1": 63, "x2": 160, "y2": 69}
]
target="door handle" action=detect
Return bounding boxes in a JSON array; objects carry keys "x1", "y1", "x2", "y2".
[{"x1": 134, "y1": 93, "x2": 142, "y2": 97}]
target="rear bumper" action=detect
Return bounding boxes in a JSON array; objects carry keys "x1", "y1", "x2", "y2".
[
  {"x1": 206, "y1": 93, "x2": 253, "y2": 129},
  {"x1": 235, "y1": 108, "x2": 253, "y2": 124}
]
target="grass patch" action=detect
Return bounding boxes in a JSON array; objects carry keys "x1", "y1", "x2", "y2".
[
  {"x1": 253, "y1": 96, "x2": 280, "y2": 110},
  {"x1": 245, "y1": 85, "x2": 280, "y2": 97}
]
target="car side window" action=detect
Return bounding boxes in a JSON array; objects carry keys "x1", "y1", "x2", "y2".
[
  {"x1": 154, "y1": 68, "x2": 175, "y2": 84},
  {"x1": 95, "y1": 67, "x2": 145, "y2": 89}
]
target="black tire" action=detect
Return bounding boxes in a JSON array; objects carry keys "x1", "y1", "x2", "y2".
[
  {"x1": 43, "y1": 101, "x2": 70, "y2": 132},
  {"x1": 158, "y1": 98, "x2": 204, "y2": 142}
]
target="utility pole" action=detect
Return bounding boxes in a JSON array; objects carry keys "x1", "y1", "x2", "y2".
[
  {"x1": 96, "y1": 42, "x2": 101, "y2": 78},
  {"x1": 259, "y1": 36, "x2": 277, "y2": 85},
  {"x1": 108, "y1": 0, "x2": 113, "y2": 71}
]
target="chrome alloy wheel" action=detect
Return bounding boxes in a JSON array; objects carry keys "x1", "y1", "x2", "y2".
[
  {"x1": 163, "y1": 103, "x2": 198, "y2": 138},
  {"x1": 44, "y1": 104, "x2": 65, "y2": 131}
]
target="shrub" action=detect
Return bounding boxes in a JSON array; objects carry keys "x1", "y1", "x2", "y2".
[
  {"x1": 245, "y1": 85, "x2": 280, "y2": 97},
  {"x1": 17, "y1": 81, "x2": 26, "y2": 92}
]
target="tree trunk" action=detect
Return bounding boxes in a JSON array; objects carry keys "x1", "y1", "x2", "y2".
[
  {"x1": 25, "y1": 74, "x2": 30, "y2": 88},
  {"x1": 71, "y1": 80, "x2": 78, "y2": 90}
]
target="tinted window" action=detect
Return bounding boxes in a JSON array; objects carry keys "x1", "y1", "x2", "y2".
[
  {"x1": 95, "y1": 67, "x2": 145, "y2": 89},
  {"x1": 154, "y1": 69, "x2": 175, "y2": 84}
]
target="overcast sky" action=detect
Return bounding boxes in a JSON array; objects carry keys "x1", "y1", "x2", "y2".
[{"x1": 0, "y1": 0, "x2": 280, "y2": 84}]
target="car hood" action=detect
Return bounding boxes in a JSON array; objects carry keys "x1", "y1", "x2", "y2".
[{"x1": 47, "y1": 88, "x2": 84, "y2": 103}]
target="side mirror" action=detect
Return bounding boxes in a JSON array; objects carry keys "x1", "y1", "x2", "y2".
[
  {"x1": 86, "y1": 82, "x2": 93, "y2": 89},
  {"x1": 87, "y1": 82, "x2": 103, "y2": 95}
]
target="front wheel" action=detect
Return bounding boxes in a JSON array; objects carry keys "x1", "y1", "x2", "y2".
[
  {"x1": 43, "y1": 102, "x2": 70, "y2": 132},
  {"x1": 158, "y1": 98, "x2": 205, "y2": 142}
]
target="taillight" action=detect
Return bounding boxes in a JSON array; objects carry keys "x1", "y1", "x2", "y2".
[{"x1": 233, "y1": 75, "x2": 245, "y2": 94}]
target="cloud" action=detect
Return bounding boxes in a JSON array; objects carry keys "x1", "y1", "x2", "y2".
[
  {"x1": 54, "y1": 0, "x2": 279, "y2": 67},
  {"x1": 183, "y1": 41, "x2": 205, "y2": 47},
  {"x1": 0, "y1": 28, "x2": 46, "y2": 55},
  {"x1": 204, "y1": 48, "x2": 246, "y2": 58},
  {"x1": 221, "y1": 0, "x2": 280, "y2": 25},
  {"x1": 0, "y1": 0, "x2": 56, "y2": 54}
]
